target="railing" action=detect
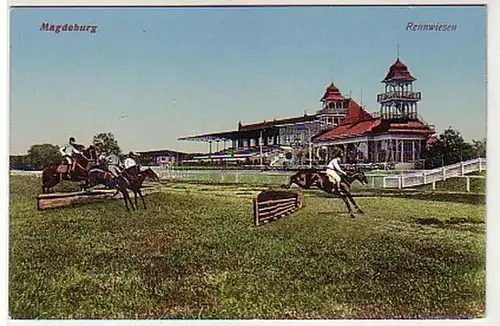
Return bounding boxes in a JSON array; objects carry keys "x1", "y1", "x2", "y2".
[
  {"x1": 9, "y1": 170, "x2": 42, "y2": 176},
  {"x1": 10, "y1": 157, "x2": 486, "y2": 191},
  {"x1": 377, "y1": 91, "x2": 422, "y2": 103},
  {"x1": 381, "y1": 157, "x2": 486, "y2": 189},
  {"x1": 151, "y1": 166, "x2": 295, "y2": 185}
]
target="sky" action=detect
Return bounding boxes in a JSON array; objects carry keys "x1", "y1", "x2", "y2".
[{"x1": 9, "y1": 5, "x2": 487, "y2": 154}]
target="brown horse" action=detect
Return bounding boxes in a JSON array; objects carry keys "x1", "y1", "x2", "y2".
[
  {"x1": 41, "y1": 145, "x2": 98, "y2": 193},
  {"x1": 282, "y1": 168, "x2": 368, "y2": 218},
  {"x1": 114, "y1": 167, "x2": 160, "y2": 211}
]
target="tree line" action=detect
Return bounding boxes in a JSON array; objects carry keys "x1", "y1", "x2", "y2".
[
  {"x1": 423, "y1": 127, "x2": 486, "y2": 168},
  {"x1": 9, "y1": 128, "x2": 486, "y2": 171},
  {"x1": 10, "y1": 132, "x2": 123, "y2": 170}
]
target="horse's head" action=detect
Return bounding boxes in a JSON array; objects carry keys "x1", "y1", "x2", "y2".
[
  {"x1": 142, "y1": 168, "x2": 160, "y2": 183},
  {"x1": 351, "y1": 169, "x2": 368, "y2": 185}
]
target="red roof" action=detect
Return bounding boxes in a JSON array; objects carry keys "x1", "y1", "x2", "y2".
[
  {"x1": 382, "y1": 58, "x2": 416, "y2": 83},
  {"x1": 388, "y1": 121, "x2": 428, "y2": 129},
  {"x1": 343, "y1": 100, "x2": 373, "y2": 124},
  {"x1": 313, "y1": 118, "x2": 434, "y2": 142},
  {"x1": 240, "y1": 98, "x2": 370, "y2": 132},
  {"x1": 321, "y1": 82, "x2": 345, "y2": 102},
  {"x1": 314, "y1": 119, "x2": 382, "y2": 141},
  {"x1": 426, "y1": 135, "x2": 439, "y2": 147}
]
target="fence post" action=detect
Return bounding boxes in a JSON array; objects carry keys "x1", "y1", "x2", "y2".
[
  {"x1": 442, "y1": 166, "x2": 446, "y2": 181},
  {"x1": 253, "y1": 198, "x2": 260, "y2": 226},
  {"x1": 461, "y1": 162, "x2": 465, "y2": 176},
  {"x1": 432, "y1": 181, "x2": 436, "y2": 191},
  {"x1": 466, "y1": 177, "x2": 471, "y2": 192},
  {"x1": 398, "y1": 176, "x2": 403, "y2": 189},
  {"x1": 371, "y1": 176, "x2": 375, "y2": 188},
  {"x1": 296, "y1": 192, "x2": 303, "y2": 208},
  {"x1": 479, "y1": 157, "x2": 483, "y2": 172},
  {"x1": 382, "y1": 177, "x2": 387, "y2": 189},
  {"x1": 423, "y1": 171, "x2": 427, "y2": 184}
]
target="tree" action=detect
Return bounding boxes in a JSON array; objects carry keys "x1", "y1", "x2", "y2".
[
  {"x1": 26, "y1": 144, "x2": 62, "y2": 170},
  {"x1": 9, "y1": 155, "x2": 29, "y2": 170},
  {"x1": 423, "y1": 127, "x2": 478, "y2": 168},
  {"x1": 472, "y1": 138, "x2": 486, "y2": 158},
  {"x1": 423, "y1": 138, "x2": 444, "y2": 169},
  {"x1": 92, "y1": 132, "x2": 121, "y2": 155}
]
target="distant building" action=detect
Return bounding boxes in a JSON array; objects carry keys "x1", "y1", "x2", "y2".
[
  {"x1": 136, "y1": 149, "x2": 190, "y2": 166},
  {"x1": 178, "y1": 56, "x2": 435, "y2": 168},
  {"x1": 313, "y1": 57, "x2": 435, "y2": 168},
  {"x1": 178, "y1": 84, "x2": 369, "y2": 154}
]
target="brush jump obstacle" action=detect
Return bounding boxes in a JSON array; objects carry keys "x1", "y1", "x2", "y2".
[{"x1": 253, "y1": 189, "x2": 302, "y2": 226}]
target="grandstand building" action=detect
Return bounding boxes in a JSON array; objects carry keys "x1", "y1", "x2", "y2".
[
  {"x1": 178, "y1": 83, "x2": 369, "y2": 161},
  {"x1": 178, "y1": 57, "x2": 435, "y2": 168},
  {"x1": 313, "y1": 57, "x2": 435, "y2": 168}
]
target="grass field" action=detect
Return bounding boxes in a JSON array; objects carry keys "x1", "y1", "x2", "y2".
[
  {"x1": 156, "y1": 168, "x2": 486, "y2": 193},
  {"x1": 9, "y1": 175, "x2": 486, "y2": 319}
]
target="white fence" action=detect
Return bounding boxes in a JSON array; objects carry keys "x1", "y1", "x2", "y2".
[
  {"x1": 151, "y1": 166, "x2": 295, "y2": 185},
  {"x1": 10, "y1": 157, "x2": 486, "y2": 190},
  {"x1": 10, "y1": 170, "x2": 42, "y2": 176},
  {"x1": 381, "y1": 157, "x2": 486, "y2": 189}
]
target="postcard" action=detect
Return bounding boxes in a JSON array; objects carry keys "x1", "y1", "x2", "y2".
[{"x1": 8, "y1": 3, "x2": 488, "y2": 321}]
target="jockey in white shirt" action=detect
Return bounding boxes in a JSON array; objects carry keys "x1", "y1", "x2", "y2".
[
  {"x1": 103, "y1": 152, "x2": 122, "y2": 179},
  {"x1": 325, "y1": 149, "x2": 347, "y2": 185},
  {"x1": 123, "y1": 151, "x2": 141, "y2": 172},
  {"x1": 59, "y1": 137, "x2": 81, "y2": 172}
]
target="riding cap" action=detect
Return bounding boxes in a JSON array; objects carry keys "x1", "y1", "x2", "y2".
[{"x1": 69, "y1": 137, "x2": 76, "y2": 143}]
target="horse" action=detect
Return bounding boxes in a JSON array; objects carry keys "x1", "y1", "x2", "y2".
[
  {"x1": 113, "y1": 166, "x2": 160, "y2": 211},
  {"x1": 86, "y1": 166, "x2": 116, "y2": 190},
  {"x1": 282, "y1": 168, "x2": 368, "y2": 218},
  {"x1": 41, "y1": 145, "x2": 98, "y2": 193}
]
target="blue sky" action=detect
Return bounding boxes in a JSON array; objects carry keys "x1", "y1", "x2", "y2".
[{"x1": 9, "y1": 5, "x2": 486, "y2": 154}]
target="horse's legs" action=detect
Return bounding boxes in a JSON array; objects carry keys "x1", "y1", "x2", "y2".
[
  {"x1": 122, "y1": 189, "x2": 134, "y2": 211},
  {"x1": 338, "y1": 182, "x2": 363, "y2": 214},
  {"x1": 336, "y1": 184, "x2": 355, "y2": 218},
  {"x1": 122, "y1": 193, "x2": 130, "y2": 211},
  {"x1": 137, "y1": 188, "x2": 147, "y2": 209},
  {"x1": 340, "y1": 194, "x2": 355, "y2": 218},
  {"x1": 345, "y1": 191, "x2": 364, "y2": 214},
  {"x1": 133, "y1": 190, "x2": 139, "y2": 209}
]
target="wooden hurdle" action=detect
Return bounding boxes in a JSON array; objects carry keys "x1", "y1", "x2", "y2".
[
  {"x1": 253, "y1": 190, "x2": 302, "y2": 226},
  {"x1": 36, "y1": 186, "x2": 161, "y2": 210}
]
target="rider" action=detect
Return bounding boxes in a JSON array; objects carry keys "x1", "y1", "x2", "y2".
[
  {"x1": 104, "y1": 151, "x2": 123, "y2": 180},
  {"x1": 123, "y1": 151, "x2": 141, "y2": 173},
  {"x1": 59, "y1": 137, "x2": 81, "y2": 173},
  {"x1": 325, "y1": 148, "x2": 347, "y2": 186}
]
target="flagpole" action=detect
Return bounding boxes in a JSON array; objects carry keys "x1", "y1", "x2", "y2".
[
  {"x1": 308, "y1": 128, "x2": 313, "y2": 168},
  {"x1": 260, "y1": 130, "x2": 264, "y2": 170}
]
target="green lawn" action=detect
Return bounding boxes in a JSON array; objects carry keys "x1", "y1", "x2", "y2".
[
  {"x1": 419, "y1": 175, "x2": 486, "y2": 193},
  {"x1": 9, "y1": 175, "x2": 486, "y2": 319}
]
